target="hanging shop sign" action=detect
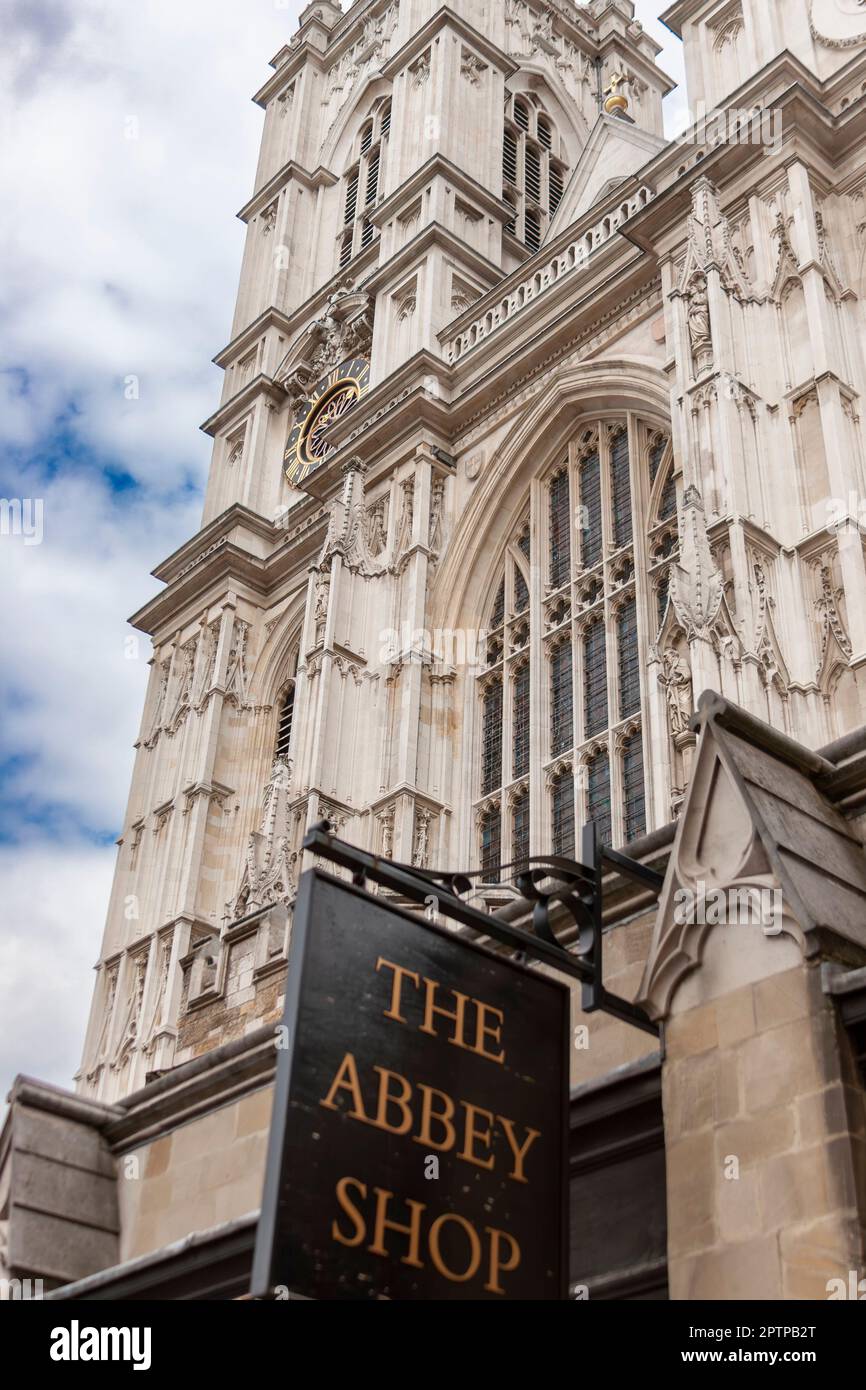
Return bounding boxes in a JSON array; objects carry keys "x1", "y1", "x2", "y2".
[{"x1": 252, "y1": 868, "x2": 569, "y2": 1300}]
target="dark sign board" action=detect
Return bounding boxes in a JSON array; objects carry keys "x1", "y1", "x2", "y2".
[{"x1": 252, "y1": 868, "x2": 570, "y2": 1300}]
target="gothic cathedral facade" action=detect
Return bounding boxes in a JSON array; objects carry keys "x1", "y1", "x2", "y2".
[{"x1": 77, "y1": 0, "x2": 866, "y2": 1102}]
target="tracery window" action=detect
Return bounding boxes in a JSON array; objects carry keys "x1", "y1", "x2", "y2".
[
  {"x1": 338, "y1": 101, "x2": 390, "y2": 270},
  {"x1": 475, "y1": 418, "x2": 677, "y2": 874},
  {"x1": 502, "y1": 94, "x2": 568, "y2": 252}
]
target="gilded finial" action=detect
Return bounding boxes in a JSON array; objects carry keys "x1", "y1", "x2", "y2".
[{"x1": 603, "y1": 68, "x2": 629, "y2": 116}]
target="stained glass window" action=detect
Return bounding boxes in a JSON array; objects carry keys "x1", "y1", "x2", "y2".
[
  {"x1": 512, "y1": 792, "x2": 530, "y2": 866},
  {"x1": 610, "y1": 428, "x2": 633, "y2": 550},
  {"x1": 514, "y1": 568, "x2": 529, "y2": 615},
  {"x1": 551, "y1": 772, "x2": 575, "y2": 859},
  {"x1": 549, "y1": 469, "x2": 571, "y2": 590},
  {"x1": 622, "y1": 731, "x2": 646, "y2": 843},
  {"x1": 658, "y1": 469, "x2": 678, "y2": 522},
  {"x1": 617, "y1": 599, "x2": 641, "y2": 719},
  {"x1": 587, "y1": 751, "x2": 612, "y2": 848},
  {"x1": 649, "y1": 435, "x2": 667, "y2": 483},
  {"x1": 481, "y1": 681, "x2": 503, "y2": 795},
  {"x1": 513, "y1": 665, "x2": 530, "y2": 779},
  {"x1": 550, "y1": 640, "x2": 573, "y2": 756},
  {"x1": 480, "y1": 808, "x2": 501, "y2": 882},
  {"x1": 491, "y1": 579, "x2": 505, "y2": 629},
  {"x1": 657, "y1": 570, "x2": 671, "y2": 629},
  {"x1": 579, "y1": 447, "x2": 602, "y2": 570},
  {"x1": 475, "y1": 417, "x2": 678, "y2": 859},
  {"x1": 583, "y1": 620, "x2": 608, "y2": 737}
]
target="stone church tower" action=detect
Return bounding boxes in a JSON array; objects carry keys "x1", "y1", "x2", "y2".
[{"x1": 75, "y1": 0, "x2": 866, "y2": 1103}]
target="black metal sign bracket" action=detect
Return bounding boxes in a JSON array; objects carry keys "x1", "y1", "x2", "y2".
[{"x1": 302, "y1": 821, "x2": 661, "y2": 1038}]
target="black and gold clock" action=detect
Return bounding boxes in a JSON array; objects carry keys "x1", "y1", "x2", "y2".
[{"x1": 284, "y1": 356, "x2": 371, "y2": 486}]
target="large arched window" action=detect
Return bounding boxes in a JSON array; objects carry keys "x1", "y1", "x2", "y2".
[
  {"x1": 338, "y1": 99, "x2": 391, "y2": 270},
  {"x1": 502, "y1": 94, "x2": 568, "y2": 253},
  {"x1": 474, "y1": 416, "x2": 678, "y2": 876}
]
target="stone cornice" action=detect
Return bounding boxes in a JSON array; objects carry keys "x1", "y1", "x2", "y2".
[
  {"x1": 361, "y1": 220, "x2": 504, "y2": 298},
  {"x1": 254, "y1": 42, "x2": 326, "y2": 109},
  {"x1": 380, "y1": 6, "x2": 519, "y2": 82},
  {"x1": 237, "y1": 161, "x2": 339, "y2": 225},
  {"x1": 370, "y1": 153, "x2": 513, "y2": 230},
  {"x1": 199, "y1": 373, "x2": 285, "y2": 439},
  {"x1": 150, "y1": 505, "x2": 278, "y2": 586},
  {"x1": 440, "y1": 180, "x2": 656, "y2": 366},
  {"x1": 104, "y1": 1024, "x2": 278, "y2": 1152},
  {"x1": 212, "y1": 305, "x2": 296, "y2": 371}
]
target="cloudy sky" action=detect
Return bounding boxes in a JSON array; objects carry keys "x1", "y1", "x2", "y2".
[{"x1": 0, "y1": 1, "x2": 685, "y2": 1103}]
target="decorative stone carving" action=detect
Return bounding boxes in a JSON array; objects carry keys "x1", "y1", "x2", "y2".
[
  {"x1": 461, "y1": 48, "x2": 488, "y2": 85},
  {"x1": 144, "y1": 657, "x2": 171, "y2": 748},
  {"x1": 318, "y1": 455, "x2": 378, "y2": 575},
  {"x1": 669, "y1": 487, "x2": 733, "y2": 650},
  {"x1": 809, "y1": 0, "x2": 866, "y2": 49},
  {"x1": 412, "y1": 807, "x2": 433, "y2": 869},
  {"x1": 364, "y1": 497, "x2": 388, "y2": 557},
  {"x1": 815, "y1": 555, "x2": 853, "y2": 686},
  {"x1": 224, "y1": 618, "x2": 250, "y2": 707},
  {"x1": 225, "y1": 756, "x2": 296, "y2": 924},
  {"x1": 276, "y1": 281, "x2": 374, "y2": 407}
]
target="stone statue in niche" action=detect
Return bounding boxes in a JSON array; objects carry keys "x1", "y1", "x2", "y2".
[
  {"x1": 660, "y1": 649, "x2": 694, "y2": 737},
  {"x1": 685, "y1": 272, "x2": 713, "y2": 373},
  {"x1": 314, "y1": 571, "x2": 330, "y2": 643}
]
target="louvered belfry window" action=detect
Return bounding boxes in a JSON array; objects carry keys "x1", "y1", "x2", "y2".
[
  {"x1": 275, "y1": 685, "x2": 295, "y2": 761},
  {"x1": 502, "y1": 94, "x2": 568, "y2": 253},
  {"x1": 338, "y1": 103, "x2": 388, "y2": 270},
  {"x1": 475, "y1": 419, "x2": 673, "y2": 868}
]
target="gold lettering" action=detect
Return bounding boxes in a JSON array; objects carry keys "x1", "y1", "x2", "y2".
[
  {"x1": 375, "y1": 957, "x2": 420, "y2": 1023},
  {"x1": 331, "y1": 1176, "x2": 367, "y2": 1247},
  {"x1": 420, "y1": 977, "x2": 470, "y2": 1048},
  {"x1": 371, "y1": 1066, "x2": 413, "y2": 1135},
  {"x1": 320, "y1": 1052, "x2": 368, "y2": 1120},
  {"x1": 485, "y1": 1227, "x2": 521, "y2": 1294},
  {"x1": 457, "y1": 1102, "x2": 495, "y2": 1170},
  {"x1": 368, "y1": 1187, "x2": 425, "y2": 1268},
  {"x1": 428, "y1": 1212, "x2": 482, "y2": 1283},
  {"x1": 472, "y1": 1000, "x2": 505, "y2": 1064},
  {"x1": 415, "y1": 1084, "x2": 456, "y2": 1152},
  {"x1": 497, "y1": 1116, "x2": 541, "y2": 1184}
]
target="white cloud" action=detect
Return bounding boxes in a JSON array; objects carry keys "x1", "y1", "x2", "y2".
[
  {"x1": 0, "y1": 843, "x2": 115, "y2": 1100},
  {"x1": 0, "y1": 2, "x2": 685, "y2": 1100}
]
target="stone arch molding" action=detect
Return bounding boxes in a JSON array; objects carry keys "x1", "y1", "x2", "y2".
[
  {"x1": 320, "y1": 76, "x2": 393, "y2": 170},
  {"x1": 246, "y1": 591, "x2": 307, "y2": 713},
  {"x1": 432, "y1": 358, "x2": 671, "y2": 634},
  {"x1": 506, "y1": 63, "x2": 592, "y2": 165}
]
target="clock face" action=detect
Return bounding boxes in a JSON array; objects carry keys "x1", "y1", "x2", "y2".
[{"x1": 284, "y1": 356, "x2": 371, "y2": 486}]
